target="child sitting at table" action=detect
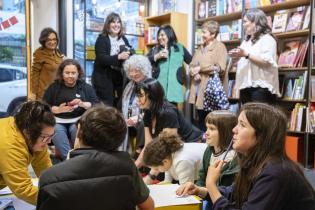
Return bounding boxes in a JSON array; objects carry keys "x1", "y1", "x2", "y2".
[
  {"x1": 176, "y1": 110, "x2": 239, "y2": 206},
  {"x1": 143, "y1": 131, "x2": 207, "y2": 185}
]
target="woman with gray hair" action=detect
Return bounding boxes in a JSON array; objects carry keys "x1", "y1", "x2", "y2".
[{"x1": 119, "y1": 55, "x2": 152, "y2": 151}]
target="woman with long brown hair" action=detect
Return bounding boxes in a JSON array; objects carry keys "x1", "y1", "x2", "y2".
[{"x1": 205, "y1": 103, "x2": 315, "y2": 209}]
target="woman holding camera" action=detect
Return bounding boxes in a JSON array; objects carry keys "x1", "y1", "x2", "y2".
[
  {"x1": 92, "y1": 12, "x2": 134, "y2": 107},
  {"x1": 43, "y1": 59, "x2": 98, "y2": 160},
  {"x1": 147, "y1": 25, "x2": 192, "y2": 105}
]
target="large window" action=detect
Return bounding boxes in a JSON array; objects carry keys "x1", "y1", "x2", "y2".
[{"x1": 0, "y1": 0, "x2": 27, "y2": 115}]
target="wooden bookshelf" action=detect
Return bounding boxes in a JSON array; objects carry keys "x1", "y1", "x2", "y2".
[
  {"x1": 279, "y1": 67, "x2": 308, "y2": 72},
  {"x1": 274, "y1": 29, "x2": 309, "y2": 39},
  {"x1": 193, "y1": 0, "x2": 313, "y2": 168},
  {"x1": 196, "y1": 11, "x2": 242, "y2": 23},
  {"x1": 287, "y1": 130, "x2": 306, "y2": 135},
  {"x1": 278, "y1": 99, "x2": 307, "y2": 103},
  {"x1": 222, "y1": 39, "x2": 241, "y2": 45},
  {"x1": 145, "y1": 12, "x2": 188, "y2": 53},
  {"x1": 257, "y1": 0, "x2": 310, "y2": 13}
]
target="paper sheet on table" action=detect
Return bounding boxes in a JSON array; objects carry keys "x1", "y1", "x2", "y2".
[
  {"x1": 148, "y1": 184, "x2": 201, "y2": 208},
  {"x1": 12, "y1": 197, "x2": 35, "y2": 210},
  {"x1": 0, "y1": 179, "x2": 38, "y2": 195}
]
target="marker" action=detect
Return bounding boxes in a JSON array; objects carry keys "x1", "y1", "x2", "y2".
[{"x1": 222, "y1": 139, "x2": 233, "y2": 161}]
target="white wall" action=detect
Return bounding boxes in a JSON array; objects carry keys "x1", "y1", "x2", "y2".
[{"x1": 30, "y1": 0, "x2": 58, "y2": 53}]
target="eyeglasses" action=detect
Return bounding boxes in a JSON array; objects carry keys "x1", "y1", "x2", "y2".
[
  {"x1": 39, "y1": 132, "x2": 56, "y2": 143},
  {"x1": 46, "y1": 38, "x2": 57, "y2": 42},
  {"x1": 63, "y1": 71, "x2": 78, "y2": 77}
]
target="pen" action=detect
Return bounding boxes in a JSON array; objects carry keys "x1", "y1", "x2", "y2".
[{"x1": 222, "y1": 139, "x2": 233, "y2": 161}]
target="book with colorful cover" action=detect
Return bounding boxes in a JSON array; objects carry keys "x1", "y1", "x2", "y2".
[
  {"x1": 302, "y1": 6, "x2": 311, "y2": 30},
  {"x1": 278, "y1": 40, "x2": 301, "y2": 67},
  {"x1": 272, "y1": 10, "x2": 289, "y2": 33},
  {"x1": 296, "y1": 39, "x2": 309, "y2": 67},
  {"x1": 216, "y1": 0, "x2": 225, "y2": 15},
  {"x1": 198, "y1": 1, "x2": 208, "y2": 19},
  {"x1": 286, "y1": 7, "x2": 305, "y2": 32},
  {"x1": 208, "y1": 0, "x2": 217, "y2": 17},
  {"x1": 260, "y1": 0, "x2": 271, "y2": 6}
]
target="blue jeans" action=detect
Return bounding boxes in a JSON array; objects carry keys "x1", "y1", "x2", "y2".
[{"x1": 52, "y1": 123, "x2": 77, "y2": 160}]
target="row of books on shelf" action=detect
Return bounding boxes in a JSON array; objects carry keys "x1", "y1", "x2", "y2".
[
  {"x1": 278, "y1": 38, "x2": 309, "y2": 68},
  {"x1": 197, "y1": 0, "x2": 242, "y2": 19},
  {"x1": 196, "y1": 0, "x2": 308, "y2": 20},
  {"x1": 280, "y1": 72, "x2": 307, "y2": 100},
  {"x1": 195, "y1": 19, "x2": 242, "y2": 44},
  {"x1": 245, "y1": 0, "x2": 286, "y2": 9},
  {"x1": 290, "y1": 102, "x2": 315, "y2": 135},
  {"x1": 272, "y1": 6, "x2": 311, "y2": 33},
  {"x1": 307, "y1": 103, "x2": 315, "y2": 133},
  {"x1": 289, "y1": 103, "x2": 305, "y2": 132}
]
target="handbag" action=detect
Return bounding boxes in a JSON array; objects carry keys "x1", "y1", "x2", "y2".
[{"x1": 203, "y1": 70, "x2": 229, "y2": 112}]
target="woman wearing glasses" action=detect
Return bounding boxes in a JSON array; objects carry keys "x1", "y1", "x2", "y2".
[
  {"x1": 43, "y1": 59, "x2": 98, "y2": 160},
  {"x1": 30, "y1": 27, "x2": 64, "y2": 100},
  {"x1": 0, "y1": 101, "x2": 55, "y2": 205}
]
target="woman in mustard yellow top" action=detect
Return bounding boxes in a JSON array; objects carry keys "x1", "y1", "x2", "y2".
[
  {"x1": 31, "y1": 27, "x2": 64, "y2": 100},
  {"x1": 0, "y1": 101, "x2": 55, "y2": 205}
]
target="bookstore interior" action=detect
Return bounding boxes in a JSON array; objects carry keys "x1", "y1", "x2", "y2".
[{"x1": 0, "y1": 0, "x2": 315, "y2": 169}]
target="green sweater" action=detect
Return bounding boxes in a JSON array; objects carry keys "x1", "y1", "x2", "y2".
[{"x1": 196, "y1": 146, "x2": 239, "y2": 187}]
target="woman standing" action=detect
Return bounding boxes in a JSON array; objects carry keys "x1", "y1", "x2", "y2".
[
  {"x1": 0, "y1": 101, "x2": 55, "y2": 205},
  {"x1": 120, "y1": 55, "x2": 152, "y2": 151},
  {"x1": 188, "y1": 20, "x2": 228, "y2": 131},
  {"x1": 43, "y1": 59, "x2": 98, "y2": 160},
  {"x1": 92, "y1": 12, "x2": 133, "y2": 107},
  {"x1": 147, "y1": 25, "x2": 192, "y2": 104},
  {"x1": 229, "y1": 9, "x2": 280, "y2": 104},
  {"x1": 31, "y1": 27, "x2": 64, "y2": 100}
]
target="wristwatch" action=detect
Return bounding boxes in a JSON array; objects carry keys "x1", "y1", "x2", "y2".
[
  {"x1": 245, "y1": 53, "x2": 250, "y2": 59},
  {"x1": 148, "y1": 173, "x2": 157, "y2": 180}
]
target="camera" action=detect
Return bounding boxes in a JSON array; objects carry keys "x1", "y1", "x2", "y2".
[{"x1": 119, "y1": 45, "x2": 132, "y2": 53}]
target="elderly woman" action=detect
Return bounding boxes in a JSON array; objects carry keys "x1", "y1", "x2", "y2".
[
  {"x1": 43, "y1": 59, "x2": 98, "y2": 160},
  {"x1": 0, "y1": 101, "x2": 55, "y2": 205},
  {"x1": 189, "y1": 20, "x2": 228, "y2": 131},
  {"x1": 119, "y1": 55, "x2": 152, "y2": 152},
  {"x1": 31, "y1": 27, "x2": 64, "y2": 100}
]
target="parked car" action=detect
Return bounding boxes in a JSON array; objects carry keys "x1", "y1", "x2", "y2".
[{"x1": 0, "y1": 64, "x2": 27, "y2": 116}]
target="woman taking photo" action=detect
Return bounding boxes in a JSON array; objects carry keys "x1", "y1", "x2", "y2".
[
  {"x1": 43, "y1": 59, "x2": 98, "y2": 160},
  {"x1": 0, "y1": 101, "x2": 55, "y2": 205},
  {"x1": 229, "y1": 9, "x2": 280, "y2": 104},
  {"x1": 134, "y1": 78, "x2": 203, "y2": 170},
  {"x1": 147, "y1": 25, "x2": 192, "y2": 105},
  {"x1": 188, "y1": 20, "x2": 228, "y2": 131},
  {"x1": 31, "y1": 27, "x2": 64, "y2": 100},
  {"x1": 92, "y1": 12, "x2": 133, "y2": 107},
  {"x1": 120, "y1": 55, "x2": 152, "y2": 152},
  {"x1": 206, "y1": 103, "x2": 315, "y2": 209}
]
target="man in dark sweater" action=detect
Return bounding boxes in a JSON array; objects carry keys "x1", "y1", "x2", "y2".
[{"x1": 36, "y1": 105, "x2": 154, "y2": 210}]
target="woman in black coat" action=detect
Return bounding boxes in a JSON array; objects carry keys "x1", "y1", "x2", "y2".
[{"x1": 92, "y1": 12, "x2": 133, "y2": 107}]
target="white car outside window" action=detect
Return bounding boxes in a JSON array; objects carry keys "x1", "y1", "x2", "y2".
[{"x1": 0, "y1": 64, "x2": 27, "y2": 113}]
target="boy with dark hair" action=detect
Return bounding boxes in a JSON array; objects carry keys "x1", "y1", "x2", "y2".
[{"x1": 37, "y1": 105, "x2": 154, "y2": 210}]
